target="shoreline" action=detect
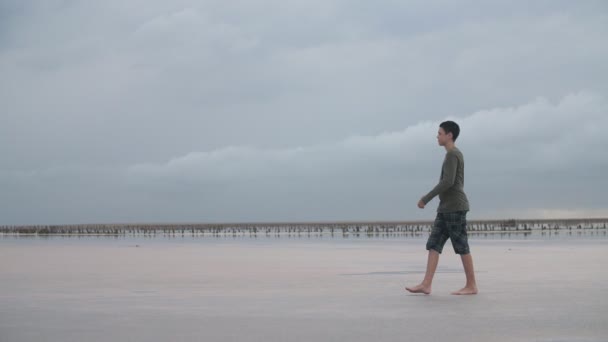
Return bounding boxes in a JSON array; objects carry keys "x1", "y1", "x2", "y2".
[{"x1": 1, "y1": 228, "x2": 606, "y2": 238}]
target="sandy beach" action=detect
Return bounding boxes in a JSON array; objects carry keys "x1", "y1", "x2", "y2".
[{"x1": 1, "y1": 234, "x2": 607, "y2": 342}]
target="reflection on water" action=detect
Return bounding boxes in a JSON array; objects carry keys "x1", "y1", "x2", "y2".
[
  {"x1": 1, "y1": 229, "x2": 607, "y2": 342},
  {"x1": 1, "y1": 229, "x2": 606, "y2": 245}
]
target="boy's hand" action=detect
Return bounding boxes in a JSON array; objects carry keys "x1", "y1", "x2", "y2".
[{"x1": 417, "y1": 200, "x2": 425, "y2": 209}]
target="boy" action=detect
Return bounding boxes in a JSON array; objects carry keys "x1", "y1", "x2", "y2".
[{"x1": 405, "y1": 121, "x2": 478, "y2": 295}]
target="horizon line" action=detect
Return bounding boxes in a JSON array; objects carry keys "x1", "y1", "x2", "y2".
[{"x1": 2, "y1": 217, "x2": 608, "y2": 227}]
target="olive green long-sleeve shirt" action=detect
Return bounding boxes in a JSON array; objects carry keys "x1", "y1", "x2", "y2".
[{"x1": 421, "y1": 147, "x2": 470, "y2": 213}]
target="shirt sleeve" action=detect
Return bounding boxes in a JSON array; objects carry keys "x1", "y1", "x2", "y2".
[{"x1": 421, "y1": 152, "x2": 458, "y2": 204}]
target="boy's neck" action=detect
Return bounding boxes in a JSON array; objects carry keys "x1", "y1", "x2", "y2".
[{"x1": 444, "y1": 141, "x2": 456, "y2": 151}]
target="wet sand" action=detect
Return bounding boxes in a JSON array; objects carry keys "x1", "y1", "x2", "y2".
[{"x1": 1, "y1": 235, "x2": 607, "y2": 342}]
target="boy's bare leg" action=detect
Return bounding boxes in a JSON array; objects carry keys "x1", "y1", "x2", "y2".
[
  {"x1": 405, "y1": 250, "x2": 439, "y2": 294},
  {"x1": 451, "y1": 253, "x2": 478, "y2": 295}
]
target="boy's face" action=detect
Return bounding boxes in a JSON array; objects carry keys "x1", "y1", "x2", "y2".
[{"x1": 437, "y1": 127, "x2": 452, "y2": 146}]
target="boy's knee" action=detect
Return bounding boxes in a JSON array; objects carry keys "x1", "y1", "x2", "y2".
[{"x1": 426, "y1": 245, "x2": 443, "y2": 254}]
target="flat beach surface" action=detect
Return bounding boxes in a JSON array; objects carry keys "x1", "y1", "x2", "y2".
[{"x1": 1, "y1": 233, "x2": 607, "y2": 342}]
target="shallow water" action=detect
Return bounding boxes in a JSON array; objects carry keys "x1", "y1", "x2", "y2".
[{"x1": 1, "y1": 232, "x2": 607, "y2": 342}]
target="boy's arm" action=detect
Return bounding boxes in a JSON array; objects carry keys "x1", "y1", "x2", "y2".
[{"x1": 420, "y1": 152, "x2": 458, "y2": 205}]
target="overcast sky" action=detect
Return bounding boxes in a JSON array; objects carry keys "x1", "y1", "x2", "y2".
[{"x1": 1, "y1": 1, "x2": 607, "y2": 225}]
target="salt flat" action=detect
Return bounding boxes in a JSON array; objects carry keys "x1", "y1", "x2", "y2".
[{"x1": 1, "y1": 234, "x2": 607, "y2": 342}]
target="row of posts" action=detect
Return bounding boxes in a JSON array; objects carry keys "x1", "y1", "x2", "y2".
[{"x1": 0, "y1": 219, "x2": 606, "y2": 235}]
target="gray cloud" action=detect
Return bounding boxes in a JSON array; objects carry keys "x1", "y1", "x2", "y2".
[{"x1": 1, "y1": 1, "x2": 607, "y2": 224}]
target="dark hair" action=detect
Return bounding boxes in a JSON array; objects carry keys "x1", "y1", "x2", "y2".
[{"x1": 440, "y1": 121, "x2": 460, "y2": 141}]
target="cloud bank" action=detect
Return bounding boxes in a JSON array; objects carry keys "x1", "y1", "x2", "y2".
[{"x1": 1, "y1": 1, "x2": 607, "y2": 224}]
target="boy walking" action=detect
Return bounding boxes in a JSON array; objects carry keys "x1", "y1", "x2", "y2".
[{"x1": 405, "y1": 121, "x2": 478, "y2": 295}]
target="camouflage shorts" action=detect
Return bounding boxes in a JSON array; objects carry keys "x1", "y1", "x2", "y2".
[{"x1": 426, "y1": 210, "x2": 470, "y2": 255}]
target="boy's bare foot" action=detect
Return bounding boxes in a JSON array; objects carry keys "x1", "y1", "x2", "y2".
[
  {"x1": 451, "y1": 287, "x2": 478, "y2": 295},
  {"x1": 405, "y1": 284, "x2": 431, "y2": 294}
]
